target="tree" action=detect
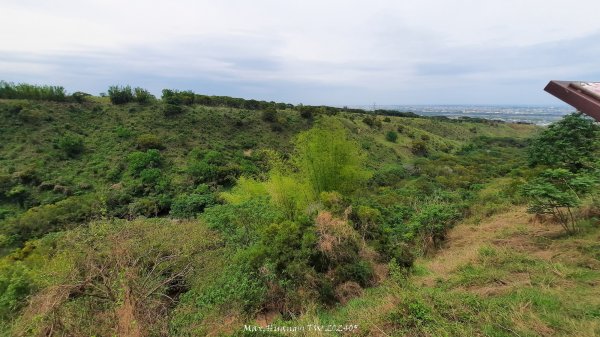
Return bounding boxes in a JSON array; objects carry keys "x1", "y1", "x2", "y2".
[
  {"x1": 107, "y1": 85, "x2": 134, "y2": 105},
  {"x1": 261, "y1": 106, "x2": 277, "y2": 122},
  {"x1": 528, "y1": 113, "x2": 600, "y2": 170},
  {"x1": 386, "y1": 131, "x2": 398, "y2": 143},
  {"x1": 294, "y1": 118, "x2": 371, "y2": 196},
  {"x1": 522, "y1": 168, "x2": 597, "y2": 233},
  {"x1": 133, "y1": 87, "x2": 155, "y2": 104}
]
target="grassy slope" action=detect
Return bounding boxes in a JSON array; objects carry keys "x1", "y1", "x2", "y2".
[
  {"x1": 0, "y1": 98, "x2": 553, "y2": 336},
  {"x1": 286, "y1": 207, "x2": 600, "y2": 337},
  {"x1": 0, "y1": 99, "x2": 537, "y2": 216}
]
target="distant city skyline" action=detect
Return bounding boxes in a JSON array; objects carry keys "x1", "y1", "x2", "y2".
[{"x1": 2, "y1": 0, "x2": 600, "y2": 106}]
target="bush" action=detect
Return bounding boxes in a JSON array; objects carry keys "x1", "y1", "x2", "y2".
[
  {"x1": 107, "y1": 85, "x2": 134, "y2": 105},
  {"x1": 370, "y1": 164, "x2": 406, "y2": 186},
  {"x1": 136, "y1": 134, "x2": 164, "y2": 150},
  {"x1": 410, "y1": 201, "x2": 460, "y2": 250},
  {"x1": 356, "y1": 205, "x2": 381, "y2": 239},
  {"x1": 0, "y1": 81, "x2": 66, "y2": 101},
  {"x1": 334, "y1": 260, "x2": 374, "y2": 287},
  {"x1": 295, "y1": 118, "x2": 371, "y2": 195},
  {"x1": 133, "y1": 87, "x2": 155, "y2": 104},
  {"x1": 411, "y1": 140, "x2": 429, "y2": 156},
  {"x1": 262, "y1": 106, "x2": 277, "y2": 122},
  {"x1": 128, "y1": 197, "x2": 160, "y2": 217},
  {"x1": 528, "y1": 113, "x2": 600, "y2": 170},
  {"x1": 170, "y1": 185, "x2": 216, "y2": 218},
  {"x1": 522, "y1": 168, "x2": 597, "y2": 233},
  {"x1": 127, "y1": 149, "x2": 162, "y2": 175},
  {"x1": 11, "y1": 195, "x2": 100, "y2": 241},
  {"x1": 163, "y1": 104, "x2": 184, "y2": 116},
  {"x1": 162, "y1": 89, "x2": 195, "y2": 105},
  {"x1": 0, "y1": 262, "x2": 33, "y2": 319},
  {"x1": 57, "y1": 134, "x2": 84, "y2": 158},
  {"x1": 299, "y1": 106, "x2": 314, "y2": 119},
  {"x1": 202, "y1": 198, "x2": 283, "y2": 246},
  {"x1": 363, "y1": 116, "x2": 375, "y2": 127},
  {"x1": 386, "y1": 131, "x2": 398, "y2": 142}
]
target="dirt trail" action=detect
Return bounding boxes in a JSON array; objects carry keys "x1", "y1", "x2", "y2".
[{"x1": 417, "y1": 206, "x2": 561, "y2": 286}]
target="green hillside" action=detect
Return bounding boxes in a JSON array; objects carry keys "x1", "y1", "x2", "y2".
[{"x1": 0, "y1": 85, "x2": 598, "y2": 337}]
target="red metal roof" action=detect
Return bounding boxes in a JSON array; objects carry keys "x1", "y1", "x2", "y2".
[{"x1": 545, "y1": 80, "x2": 600, "y2": 122}]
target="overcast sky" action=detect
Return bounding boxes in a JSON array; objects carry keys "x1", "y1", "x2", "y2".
[{"x1": 2, "y1": 0, "x2": 600, "y2": 105}]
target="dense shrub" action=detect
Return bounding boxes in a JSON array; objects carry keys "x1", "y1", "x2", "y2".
[
  {"x1": 363, "y1": 116, "x2": 375, "y2": 127},
  {"x1": 127, "y1": 149, "x2": 162, "y2": 175},
  {"x1": 136, "y1": 134, "x2": 164, "y2": 150},
  {"x1": 57, "y1": 134, "x2": 84, "y2": 158},
  {"x1": 386, "y1": 131, "x2": 398, "y2": 142},
  {"x1": 241, "y1": 219, "x2": 319, "y2": 313},
  {"x1": 528, "y1": 113, "x2": 600, "y2": 170},
  {"x1": 163, "y1": 104, "x2": 184, "y2": 116},
  {"x1": 162, "y1": 89, "x2": 195, "y2": 105},
  {"x1": 370, "y1": 164, "x2": 406, "y2": 186},
  {"x1": 0, "y1": 81, "x2": 66, "y2": 101},
  {"x1": 299, "y1": 106, "x2": 314, "y2": 119},
  {"x1": 0, "y1": 262, "x2": 33, "y2": 319},
  {"x1": 334, "y1": 260, "x2": 374, "y2": 287},
  {"x1": 411, "y1": 140, "x2": 429, "y2": 156},
  {"x1": 202, "y1": 197, "x2": 283, "y2": 246},
  {"x1": 107, "y1": 85, "x2": 134, "y2": 105},
  {"x1": 295, "y1": 118, "x2": 371, "y2": 195},
  {"x1": 410, "y1": 201, "x2": 460, "y2": 250},
  {"x1": 262, "y1": 106, "x2": 277, "y2": 122},
  {"x1": 133, "y1": 87, "x2": 155, "y2": 104},
  {"x1": 522, "y1": 168, "x2": 597, "y2": 233},
  {"x1": 127, "y1": 197, "x2": 160, "y2": 217},
  {"x1": 170, "y1": 185, "x2": 216, "y2": 218},
  {"x1": 9, "y1": 195, "x2": 100, "y2": 241}
]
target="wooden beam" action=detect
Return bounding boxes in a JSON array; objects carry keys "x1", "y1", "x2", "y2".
[{"x1": 544, "y1": 80, "x2": 600, "y2": 122}]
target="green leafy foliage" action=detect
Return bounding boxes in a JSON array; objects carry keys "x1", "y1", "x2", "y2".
[
  {"x1": 162, "y1": 89, "x2": 195, "y2": 105},
  {"x1": 528, "y1": 113, "x2": 600, "y2": 170},
  {"x1": 522, "y1": 168, "x2": 597, "y2": 233},
  {"x1": 127, "y1": 149, "x2": 162, "y2": 175},
  {"x1": 409, "y1": 199, "x2": 461, "y2": 250},
  {"x1": 170, "y1": 185, "x2": 216, "y2": 218},
  {"x1": 133, "y1": 87, "x2": 155, "y2": 104},
  {"x1": 107, "y1": 85, "x2": 134, "y2": 104},
  {"x1": 0, "y1": 262, "x2": 32, "y2": 319},
  {"x1": 136, "y1": 133, "x2": 164, "y2": 150},
  {"x1": 7, "y1": 195, "x2": 100, "y2": 242},
  {"x1": 56, "y1": 133, "x2": 84, "y2": 158},
  {"x1": 261, "y1": 106, "x2": 278, "y2": 122},
  {"x1": 295, "y1": 118, "x2": 371, "y2": 196},
  {"x1": 0, "y1": 81, "x2": 66, "y2": 101},
  {"x1": 0, "y1": 90, "x2": 552, "y2": 333},
  {"x1": 411, "y1": 140, "x2": 429, "y2": 156},
  {"x1": 386, "y1": 130, "x2": 398, "y2": 142}
]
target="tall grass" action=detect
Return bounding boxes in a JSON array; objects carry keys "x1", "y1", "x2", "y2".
[{"x1": 0, "y1": 81, "x2": 67, "y2": 101}]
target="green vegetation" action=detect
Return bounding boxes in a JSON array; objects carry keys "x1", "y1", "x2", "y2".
[
  {"x1": 0, "y1": 81, "x2": 67, "y2": 102},
  {"x1": 523, "y1": 113, "x2": 600, "y2": 234},
  {"x1": 0, "y1": 82, "x2": 598, "y2": 336},
  {"x1": 108, "y1": 85, "x2": 156, "y2": 105}
]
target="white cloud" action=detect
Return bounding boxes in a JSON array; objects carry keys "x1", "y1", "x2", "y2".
[{"x1": 1, "y1": 0, "x2": 600, "y2": 104}]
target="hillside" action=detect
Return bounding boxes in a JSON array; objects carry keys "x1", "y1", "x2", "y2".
[
  {"x1": 0, "y1": 91, "x2": 598, "y2": 337},
  {"x1": 289, "y1": 207, "x2": 599, "y2": 337}
]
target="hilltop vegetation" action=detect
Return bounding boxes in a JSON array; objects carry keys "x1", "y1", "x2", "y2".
[{"x1": 0, "y1": 82, "x2": 598, "y2": 336}]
